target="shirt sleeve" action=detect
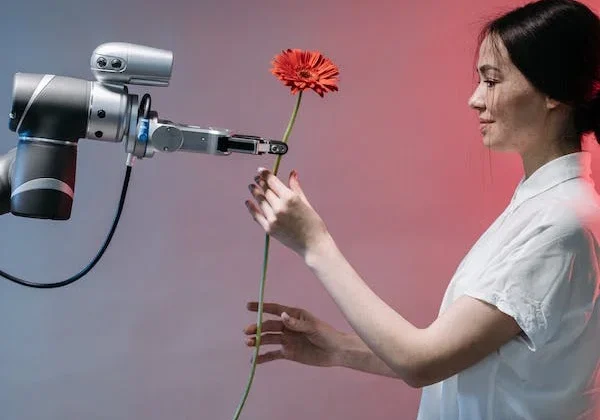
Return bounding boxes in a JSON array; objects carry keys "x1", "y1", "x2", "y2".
[{"x1": 463, "y1": 221, "x2": 595, "y2": 351}]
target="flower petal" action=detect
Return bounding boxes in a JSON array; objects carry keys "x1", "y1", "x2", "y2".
[{"x1": 270, "y1": 49, "x2": 340, "y2": 96}]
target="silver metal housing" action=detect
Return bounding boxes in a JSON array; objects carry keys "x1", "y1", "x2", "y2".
[
  {"x1": 90, "y1": 42, "x2": 173, "y2": 87},
  {"x1": 86, "y1": 82, "x2": 130, "y2": 142}
]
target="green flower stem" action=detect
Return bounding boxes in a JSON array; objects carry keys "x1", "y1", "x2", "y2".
[
  {"x1": 232, "y1": 91, "x2": 303, "y2": 420},
  {"x1": 272, "y1": 91, "x2": 303, "y2": 176}
]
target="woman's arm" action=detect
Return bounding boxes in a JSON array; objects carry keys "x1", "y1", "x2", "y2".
[
  {"x1": 246, "y1": 169, "x2": 522, "y2": 388},
  {"x1": 334, "y1": 331, "x2": 402, "y2": 379},
  {"x1": 306, "y1": 235, "x2": 521, "y2": 387}
]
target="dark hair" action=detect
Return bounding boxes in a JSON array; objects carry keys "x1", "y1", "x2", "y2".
[{"x1": 478, "y1": 0, "x2": 600, "y2": 146}]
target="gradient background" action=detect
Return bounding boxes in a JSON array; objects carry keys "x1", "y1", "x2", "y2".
[{"x1": 1, "y1": 0, "x2": 600, "y2": 419}]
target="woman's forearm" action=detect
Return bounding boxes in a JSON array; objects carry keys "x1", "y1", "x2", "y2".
[
  {"x1": 303, "y1": 233, "x2": 425, "y2": 385},
  {"x1": 334, "y1": 332, "x2": 401, "y2": 379}
]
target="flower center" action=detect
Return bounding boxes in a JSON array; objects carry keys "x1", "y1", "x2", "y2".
[{"x1": 298, "y1": 69, "x2": 312, "y2": 79}]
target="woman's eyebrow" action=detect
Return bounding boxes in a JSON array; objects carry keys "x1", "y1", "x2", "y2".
[{"x1": 478, "y1": 64, "x2": 502, "y2": 74}]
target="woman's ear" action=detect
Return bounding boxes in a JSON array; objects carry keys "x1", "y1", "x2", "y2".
[{"x1": 545, "y1": 96, "x2": 561, "y2": 110}]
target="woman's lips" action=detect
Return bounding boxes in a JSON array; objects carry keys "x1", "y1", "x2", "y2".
[{"x1": 479, "y1": 121, "x2": 493, "y2": 133}]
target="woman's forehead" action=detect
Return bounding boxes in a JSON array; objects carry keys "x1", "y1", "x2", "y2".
[{"x1": 477, "y1": 36, "x2": 510, "y2": 71}]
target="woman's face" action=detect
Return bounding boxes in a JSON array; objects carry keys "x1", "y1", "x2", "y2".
[{"x1": 468, "y1": 35, "x2": 550, "y2": 153}]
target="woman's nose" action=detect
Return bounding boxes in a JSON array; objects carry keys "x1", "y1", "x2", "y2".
[{"x1": 468, "y1": 87, "x2": 485, "y2": 110}]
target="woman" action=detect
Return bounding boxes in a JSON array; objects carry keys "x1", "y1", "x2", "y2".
[{"x1": 244, "y1": 0, "x2": 600, "y2": 418}]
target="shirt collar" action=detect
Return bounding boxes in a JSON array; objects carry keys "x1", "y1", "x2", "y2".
[{"x1": 511, "y1": 151, "x2": 593, "y2": 207}]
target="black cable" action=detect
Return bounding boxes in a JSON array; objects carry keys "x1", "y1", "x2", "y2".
[
  {"x1": 139, "y1": 93, "x2": 151, "y2": 119},
  {"x1": 1, "y1": 92, "x2": 150, "y2": 288},
  {"x1": 0, "y1": 164, "x2": 133, "y2": 289}
]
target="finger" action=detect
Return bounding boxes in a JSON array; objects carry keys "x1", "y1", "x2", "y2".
[
  {"x1": 281, "y1": 311, "x2": 312, "y2": 333},
  {"x1": 247, "y1": 301, "x2": 294, "y2": 317},
  {"x1": 250, "y1": 183, "x2": 281, "y2": 213},
  {"x1": 248, "y1": 185, "x2": 276, "y2": 221},
  {"x1": 253, "y1": 176, "x2": 286, "y2": 214},
  {"x1": 255, "y1": 350, "x2": 285, "y2": 364},
  {"x1": 288, "y1": 170, "x2": 313, "y2": 209},
  {"x1": 257, "y1": 167, "x2": 293, "y2": 199},
  {"x1": 254, "y1": 175, "x2": 279, "y2": 200},
  {"x1": 245, "y1": 332, "x2": 283, "y2": 347},
  {"x1": 254, "y1": 176, "x2": 269, "y2": 192},
  {"x1": 245, "y1": 200, "x2": 270, "y2": 232},
  {"x1": 244, "y1": 319, "x2": 284, "y2": 334}
]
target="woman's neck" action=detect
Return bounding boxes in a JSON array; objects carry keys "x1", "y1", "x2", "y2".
[{"x1": 520, "y1": 142, "x2": 581, "y2": 180}]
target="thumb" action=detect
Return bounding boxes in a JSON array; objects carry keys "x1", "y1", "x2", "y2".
[
  {"x1": 288, "y1": 170, "x2": 312, "y2": 208},
  {"x1": 281, "y1": 312, "x2": 311, "y2": 333}
]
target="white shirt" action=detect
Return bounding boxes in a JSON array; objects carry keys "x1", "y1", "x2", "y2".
[{"x1": 417, "y1": 152, "x2": 600, "y2": 420}]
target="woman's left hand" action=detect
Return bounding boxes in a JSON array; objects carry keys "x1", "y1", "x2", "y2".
[{"x1": 245, "y1": 168, "x2": 329, "y2": 257}]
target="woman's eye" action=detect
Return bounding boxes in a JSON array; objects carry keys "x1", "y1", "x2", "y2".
[{"x1": 483, "y1": 80, "x2": 497, "y2": 88}]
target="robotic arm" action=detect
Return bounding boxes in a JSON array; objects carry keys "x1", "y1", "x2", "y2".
[
  {"x1": 8, "y1": 42, "x2": 286, "y2": 220},
  {"x1": 0, "y1": 149, "x2": 15, "y2": 215},
  {"x1": 0, "y1": 42, "x2": 286, "y2": 288}
]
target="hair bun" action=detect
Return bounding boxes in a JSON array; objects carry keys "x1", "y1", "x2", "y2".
[
  {"x1": 586, "y1": 92, "x2": 600, "y2": 143},
  {"x1": 575, "y1": 89, "x2": 600, "y2": 143}
]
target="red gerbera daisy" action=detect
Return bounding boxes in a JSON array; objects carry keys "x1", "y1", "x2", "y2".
[
  {"x1": 271, "y1": 49, "x2": 339, "y2": 97},
  {"x1": 235, "y1": 48, "x2": 340, "y2": 420}
]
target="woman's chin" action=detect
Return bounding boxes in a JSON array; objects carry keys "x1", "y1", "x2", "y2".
[
  {"x1": 482, "y1": 134, "x2": 496, "y2": 148},
  {"x1": 483, "y1": 137, "x2": 512, "y2": 152}
]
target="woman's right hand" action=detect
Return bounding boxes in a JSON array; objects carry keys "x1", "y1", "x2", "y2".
[{"x1": 244, "y1": 301, "x2": 346, "y2": 367}]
